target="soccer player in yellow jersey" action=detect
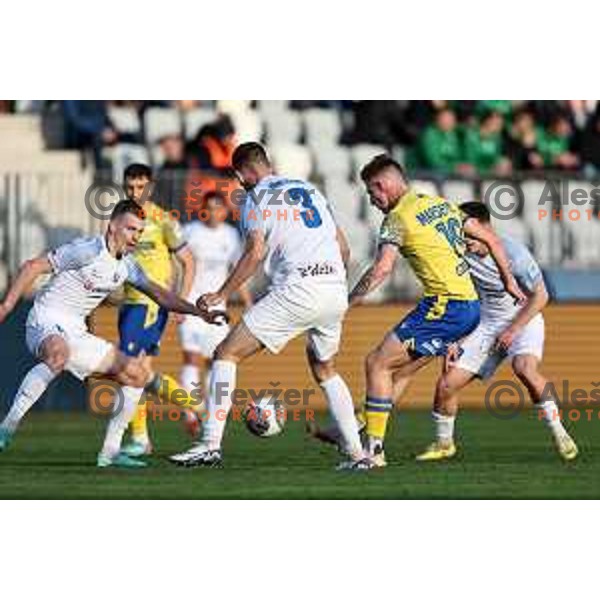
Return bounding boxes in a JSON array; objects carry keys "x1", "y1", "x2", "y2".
[
  {"x1": 118, "y1": 164, "x2": 198, "y2": 456},
  {"x1": 348, "y1": 155, "x2": 525, "y2": 466}
]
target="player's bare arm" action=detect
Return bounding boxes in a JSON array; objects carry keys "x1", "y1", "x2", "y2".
[
  {"x1": 132, "y1": 279, "x2": 227, "y2": 325},
  {"x1": 463, "y1": 217, "x2": 526, "y2": 304},
  {"x1": 174, "y1": 244, "x2": 195, "y2": 300},
  {"x1": 348, "y1": 243, "x2": 399, "y2": 306},
  {"x1": 198, "y1": 229, "x2": 266, "y2": 309},
  {"x1": 336, "y1": 226, "x2": 351, "y2": 269},
  {"x1": 0, "y1": 256, "x2": 53, "y2": 322},
  {"x1": 496, "y1": 279, "x2": 549, "y2": 352}
]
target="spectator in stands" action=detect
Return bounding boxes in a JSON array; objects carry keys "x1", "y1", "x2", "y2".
[
  {"x1": 464, "y1": 111, "x2": 512, "y2": 175},
  {"x1": 565, "y1": 100, "x2": 598, "y2": 131},
  {"x1": 420, "y1": 108, "x2": 473, "y2": 175},
  {"x1": 350, "y1": 101, "x2": 410, "y2": 146},
  {"x1": 477, "y1": 100, "x2": 513, "y2": 118},
  {"x1": 538, "y1": 113, "x2": 580, "y2": 170},
  {"x1": 507, "y1": 109, "x2": 545, "y2": 171},
  {"x1": 187, "y1": 114, "x2": 236, "y2": 173},
  {"x1": 579, "y1": 108, "x2": 600, "y2": 176},
  {"x1": 63, "y1": 101, "x2": 117, "y2": 169}
]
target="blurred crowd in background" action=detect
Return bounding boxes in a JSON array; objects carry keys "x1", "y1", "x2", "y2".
[
  {"x1": 1, "y1": 100, "x2": 599, "y2": 300},
  {"x1": 3, "y1": 100, "x2": 600, "y2": 178}
]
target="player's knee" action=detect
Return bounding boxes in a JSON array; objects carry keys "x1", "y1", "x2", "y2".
[
  {"x1": 312, "y1": 359, "x2": 336, "y2": 384},
  {"x1": 120, "y1": 359, "x2": 149, "y2": 388},
  {"x1": 41, "y1": 343, "x2": 69, "y2": 373},
  {"x1": 44, "y1": 352, "x2": 68, "y2": 374},
  {"x1": 213, "y1": 341, "x2": 236, "y2": 363},
  {"x1": 366, "y1": 348, "x2": 385, "y2": 374},
  {"x1": 512, "y1": 356, "x2": 537, "y2": 383}
]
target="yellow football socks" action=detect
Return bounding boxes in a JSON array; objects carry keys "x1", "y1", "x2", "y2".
[{"x1": 365, "y1": 396, "x2": 393, "y2": 440}]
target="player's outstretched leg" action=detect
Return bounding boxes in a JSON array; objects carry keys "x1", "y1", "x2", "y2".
[
  {"x1": 169, "y1": 322, "x2": 263, "y2": 467},
  {"x1": 306, "y1": 346, "x2": 371, "y2": 471},
  {"x1": 0, "y1": 335, "x2": 64, "y2": 451},
  {"x1": 512, "y1": 355, "x2": 578, "y2": 461},
  {"x1": 416, "y1": 367, "x2": 474, "y2": 461},
  {"x1": 364, "y1": 332, "x2": 431, "y2": 467},
  {"x1": 97, "y1": 351, "x2": 151, "y2": 468}
]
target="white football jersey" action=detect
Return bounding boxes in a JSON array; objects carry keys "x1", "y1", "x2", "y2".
[
  {"x1": 33, "y1": 236, "x2": 148, "y2": 323},
  {"x1": 466, "y1": 235, "x2": 544, "y2": 322},
  {"x1": 240, "y1": 175, "x2": 346, "y2": 289},
  {"x1": 184, "y1": 221, "x2": 242, "y2": 308}
]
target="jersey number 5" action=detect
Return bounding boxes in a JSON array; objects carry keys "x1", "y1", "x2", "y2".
[{"x1": 289, "y1": 188, "x2": 322, "y2": 229}]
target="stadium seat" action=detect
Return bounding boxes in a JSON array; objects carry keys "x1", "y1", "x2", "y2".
[
  {"x1": 230, "y1": 109, "x2": 262, "y2": 144},
  {"x1": 392, "y1": 145, "x2": 406, "y2": 166},
  {"x1": 258, "y1": 100, "x2": 290, "y2": 116},
  {"x1": 491, "y1": 215, "x2": 531, "y2": 247},
  {"x1": 105, "y1": 144, "x2": 150, "y2": 180},
  {"x1": 314, "y1": 146, "x2": 352, "y2": 180},
  {"x1": 324, "y1": 177, "x2": 362, "y2": 220},
  {"x1": 480, "y1": 180, "x2": 523, "y2": 220},
  {"x1": 183, "y1": 107, "x2": 217, "y2": 141},
  {"x1": 216, "y1": 100, "x2": 253, "y2": 115},
  {"x1": 269, "y1": 143, "x2": 312, "y2": 180},
  {"x1": 521, "y1": 179, "x2": 551, "y2": 227},
  {"x1": 263, "y1": 112, "x2": 302, "y2": 144},
  {"x1": 107, "y1": 105, "x2": 141, "y2": 135},
  {"x1": 530, "y1": 221, "x2": 563, "y2": 266},
  {"x1": 144, "y1": 107, "x2": 182, "y2": 145},
  {"x1": 350, "y1": 144, "x2": 387, "y2": 180},
  {"x1": 442, "y1": 180, "x2": 475, "y2": 204},
  {"x1": 303, "y1": 108, "x2": 342, "y2": 147},
  {"x1": 412, "y1": 179, "x2": 439, "y2": 197}
]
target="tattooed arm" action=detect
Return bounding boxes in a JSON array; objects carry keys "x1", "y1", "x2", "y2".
[{"x1": 348, "y1": 243, "x2": 399, "y2": 306}]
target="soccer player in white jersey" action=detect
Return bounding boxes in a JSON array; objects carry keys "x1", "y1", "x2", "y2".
[
  {"x1": 178, "y1": 191, "x2": 251, "y2": 434},
  {"x1": 170, "y1": 142, "x2": 369, "y2": 470},
  {"x1": 0, "y1": 200, "x2": 225, "y2": 468},
  {"x1": 417, "y1": 201, "x2": 578, "y2": 461}
]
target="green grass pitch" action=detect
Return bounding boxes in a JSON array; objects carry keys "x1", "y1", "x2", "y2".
[{"x1": 0, "y1": 410, "x2": 598, "y2": 499}]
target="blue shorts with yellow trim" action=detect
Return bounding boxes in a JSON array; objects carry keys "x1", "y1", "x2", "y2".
[
  {"x1": 394, "y1": 296, "x2": 480, "y2": 357},
  {"x1": 118, "y1": 304, "x2": 169, "y2": 357}
]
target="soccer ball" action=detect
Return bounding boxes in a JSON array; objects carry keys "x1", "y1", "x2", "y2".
[{"x1": 243, "y1": 396, "x2": 285, "y2": 438}]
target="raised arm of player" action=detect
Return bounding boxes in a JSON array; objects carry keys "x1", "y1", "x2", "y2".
[
  {"x1": 199, "y1": 229, "x2": 266, "y2": 310},
  {"x1": 496, "y1": 279, "x2": 548, "y2": 352},
  {"x1": 0, "y1": 256, "x2": 52, "y2": 323},
  {"x1": 463, "y1": 217, "x2": 526, "y2": 304},
  {"x1": 348, "y1": 243, "x2": 399, "y2": 306}
]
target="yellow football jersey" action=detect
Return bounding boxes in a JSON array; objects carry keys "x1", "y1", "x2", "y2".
[
  {"x1": 123, "y1": 200, "x2": 187, "y2": 312},
  {"x1": 379, "y1": 189, "x2": 477, "y2": 300}
]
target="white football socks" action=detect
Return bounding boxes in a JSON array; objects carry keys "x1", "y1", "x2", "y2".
[
  {"x1": 433, "y1": 411, "x2": 456, "y2": 444},
  {"x1": 202, "y1": 359, "x2": 236, "y2": 450},
  {"x1": 321, "y1": 374, "x2": 365, "y2": 460},
  {"x1": 537, "y1": 399, "x2": 567, "y2": 437},
  {"x1": 100, "y1": 386, "x2": 144, "y2": 459},
  {"x1": 180, "y1": 364, "x2": 200, "y2": 394},
  {"x1": 1, "y1": 363, "x2": 56, "y2": 434}
]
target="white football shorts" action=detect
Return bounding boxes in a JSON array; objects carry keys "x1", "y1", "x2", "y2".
[
  {"x1": 178, "y1": 315, "x2": 230, "y2": 358},
  {"x1": 456, "y1": 313, "x2": 545, "y2": 379},
  {"x1": 242, "y1": 280, "x2": 348, "y2": 361},
  {"x1": 25, "y1": 308, "x2": 113, "y2": 381}
]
